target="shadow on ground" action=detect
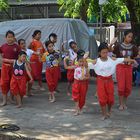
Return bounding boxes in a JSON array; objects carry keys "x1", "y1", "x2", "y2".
[{"x1": 0, "y1": 79, "x2": 140, "y2": 140}]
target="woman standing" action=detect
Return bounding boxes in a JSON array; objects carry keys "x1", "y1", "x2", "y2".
[
  {"x1": 113, "y1": 30, "x2": 138, "y2": 110},
  {"x1": 29, "y1": 30, "x2": 45, "y2": 91}
]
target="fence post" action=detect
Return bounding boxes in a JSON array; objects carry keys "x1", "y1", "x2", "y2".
[{"x1": 99, "y1": 5, "x2": 103, "y2": 43}]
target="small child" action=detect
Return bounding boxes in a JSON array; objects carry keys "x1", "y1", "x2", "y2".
[
  {"x1": 18, "y1": 39, "x2": 39, "y2": 96},
  {"x1": 29, "y1": 30, "x2": 45, "y2": 91},
  {"x1": 9, "y1": 51, "x2": 33, "y2": 108},
  {"x1": 89, "y1": 43, "x2": 135, "y2": 120},
  {"x1": 63, "y1": 39, "x2": 78, "y2": 96},
  {"x1": 42, "y1": 40, "x2": 60, "y2": 103},
  {"x1": 64, "y1": 49, "x2": 90, "y2": 116},
  {"x1": 0, "y1": 30, "x2": 21, "y2": 106},
  {"x1": 48, "y1": 33, "x2": 61, "y2": 92}
]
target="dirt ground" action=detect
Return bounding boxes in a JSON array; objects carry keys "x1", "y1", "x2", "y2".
[{"x1": 0, "y1": 79, "x2": 140, "y2": 140}]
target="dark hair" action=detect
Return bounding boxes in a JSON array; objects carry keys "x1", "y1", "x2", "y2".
[
  {"x1": 77, "y1": 55, "x2": 84, "y2": 61},
  {"x1": 123, "y1": 30, "x2": 134, "y2": 43},
  {"x1": 77, "y1": 49, "x2": 85, "y2": 61},
  {"x1": 32, "y1": 30, "x2": 41, "y2": 38},
  {"x1": 5, "y1": 30, "x2": 15, "y2": 37},
  {"x1": 124, "y1": 30, "x2": 133, "y2": 37},
  {"x1": 18, "y1": 39, "x2": 25, "y2": 45},
  {"x1": 69, "y1": 41, "x2": 77, "y2": 47},
  {"x1": 45, "y1": 40, "x2": 53, "y2": 49},
  {"x1": 98, "y1": 42, "x2": 108, "y2": 53},
  {"x1": 49, "y1": 33, "x2": 57, "y2": 40},
  {"x1": 19, "y1": 51, "x2": 27, "y2": 56},
  {"x1": 77, "y1": 49, "x2": 85, "y2": 56}
]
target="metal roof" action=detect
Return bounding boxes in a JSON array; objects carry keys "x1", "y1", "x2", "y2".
[{"x1": 8, "y1": 0, "x2": 57, "y2": 6}]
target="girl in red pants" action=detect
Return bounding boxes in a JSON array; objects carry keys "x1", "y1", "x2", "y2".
[
  {"x1": 112, "y1": 30, "x2": 138, "y2": 110},
  {"x1": 64, "y1": 50, "x2": 90, "y2": 115},
  {"x1": 4, "y1": 51, "x2": 33, "y2": 108},
  {"x1": 42, "y1": 41, "x2": 60, "y2": 103},
  {"x1": 29, "y1": 30, "x2": 45, "y2": 91},
  {"x1": 90, "y1": 43, "x2": 135, "y2": 120},
  {"x1": 63, "y1": 40, "x2": 78, "y2": 96}
]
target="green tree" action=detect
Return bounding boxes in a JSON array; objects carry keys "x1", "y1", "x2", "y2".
[
  {"x1": 125, "y1": 0, "x2": 140, "y2": 45},
  {"x1": 58, "y1": 0, "x2": 140, "y2": 45},
  {"x1": 0, "y1": 0, "x2": 9, "y2": 10},
  {"x1": 0, "y1": 0, "x2": 21, "y2": 10},
  {"x1": 0, "y1": 0, "x2": 21, "y2": 19},
  {"x1": 58, "y1": 0, "x2": 128, "y2": 22}
]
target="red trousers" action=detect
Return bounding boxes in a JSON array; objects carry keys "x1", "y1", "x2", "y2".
[
  {"x1": 57, "y1": 66, "x2": 61, "y2": 80},
  {"x1": 10, "y1": 75, "x2": 27, "y2": 97},
  {"x1": 30, "y1": 58, "x2": 42, "y2": 81},
  {"x1": 116, "y1": 64, "x2": 132, "y2": 97},
  {"x1": 72, "y1": 79, "x2": 89, "y2": 109},
  {"x1": 46, "y1": 67, "x2": 59, "y2": 92},
  {"x1": 1, "y1": 63, "x2": 13, "y2": 94},
  {"x1": 67, "y1": 69, "x2": 74, "y2": 82},
  {"x1": 97, "y1": 75, "x2": 114, "y2": 107}
]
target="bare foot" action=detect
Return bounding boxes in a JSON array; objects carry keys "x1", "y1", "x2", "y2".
[
  {"x1": 31, "y1": 86, "x2": 39, "y2": 90},
  {"x1": 95, "y1": 93, "x2": 98, "y2": 99},
  {"x1": 101, "y1": 116, "x2": 108, "y2": 121},
  {"x1": 24, "y1": 95, "x2": 28, "y2": 98},
  {"x1": 123, "y1": 105, "x2": 127, "y2": 110},
  {"x1": 74, "y1": 110, "x2": 79, "y2": 116},
  {"x1": 119, "y1": 105, "x2": 124, "y2": 111},
  {"x1": 107, "y1": 112, "x2": 111, "y2": 118},
  {"x1": 0, "y1": 102, "x2": 7, "y2": 106},
  {"x1": 16, "y1": 104, "x2": 22, "y2": 108},
  {"x1": 67, "y1": 92, "x2": 71, "y2": 96},
  {"x1": 40, "y1": 87, "x2": 45, "y2": 91},
  {"x1": 50, "y1": 97, "x2": 56, "y2": 103},
  {"x1": 48, "y1": 95, "x2": 52, "y2": 101},
  {"x1": 79, "y1": 110, "x2": 83, "y2": 114}
]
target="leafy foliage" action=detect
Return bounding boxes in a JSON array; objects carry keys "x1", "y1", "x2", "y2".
[
  {"x1": 58, "y1": 0, "x2": 129, "y2": 22},
  {"x1": 0, "y1": 0, "x2": 21, "y2": 11},
  {"x1": 0, "y1": 0, "x2": 9, "y2": 10}
]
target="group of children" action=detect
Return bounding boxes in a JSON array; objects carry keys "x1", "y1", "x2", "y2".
[
  {"x1": 0, "y1": 29, "x2": 139, "y2": 120},
  {"x1": 0, "y1": 30, "x2": 63, "y2": 107},
  {"x1": 64, "y1": 41, "x2": 135, "y2": 119}
]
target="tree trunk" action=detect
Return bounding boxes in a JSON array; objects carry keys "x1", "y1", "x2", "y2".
[
  {"x1": 126, "y1": 0, "x2": 140, "y2": 45},
  {"x1": 80, "y1": 6, "x2": 87, "y2": 22},
  {"x1": 80, "y1": 1, "x2": 89, "y2": 22}
]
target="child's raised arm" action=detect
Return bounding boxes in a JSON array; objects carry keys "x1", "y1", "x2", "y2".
[
  {"x1": 108, "y1": 37, "x2": 118, "y2": 51},
  {"x1": 64, "y1": 56, "x2": 76, "y2": 69},
  {"x1": 61, "y1": 41, "x2": 69, "y2": 53},
  {"x1": 124, "y1": 58, "x2": 136, "y2": 64}
]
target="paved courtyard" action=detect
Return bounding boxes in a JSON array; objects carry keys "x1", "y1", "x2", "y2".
[{"x1": 0, "y1": 79, "x2": 140, "y2": 140}]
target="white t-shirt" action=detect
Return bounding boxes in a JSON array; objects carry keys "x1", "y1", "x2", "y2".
[
  {"x1": 74, "y1": 67, "x2": 87, "y2": 80},
  {"x1": 26, "y1": 49, "x2": 34, "y2": 59},
  {"x1": 89, "y1": 57, "x2": 124, "y2": 77},
  {"x1": 69, "y1": 48, "x2": 77, "y2": 61}
]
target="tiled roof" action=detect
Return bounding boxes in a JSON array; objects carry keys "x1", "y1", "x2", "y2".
[{"x1": 8, "y1": 0, "x2": 57, "y2": 5}]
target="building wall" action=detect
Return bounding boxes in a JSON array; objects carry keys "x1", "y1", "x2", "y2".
[{"x1": 0, "y1": 5, "x2": 64, "y2": 21}]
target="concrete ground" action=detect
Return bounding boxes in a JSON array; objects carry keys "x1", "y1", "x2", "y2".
[{"x1": 0, "y1": 79, "x2": 140, "y2": 140}]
